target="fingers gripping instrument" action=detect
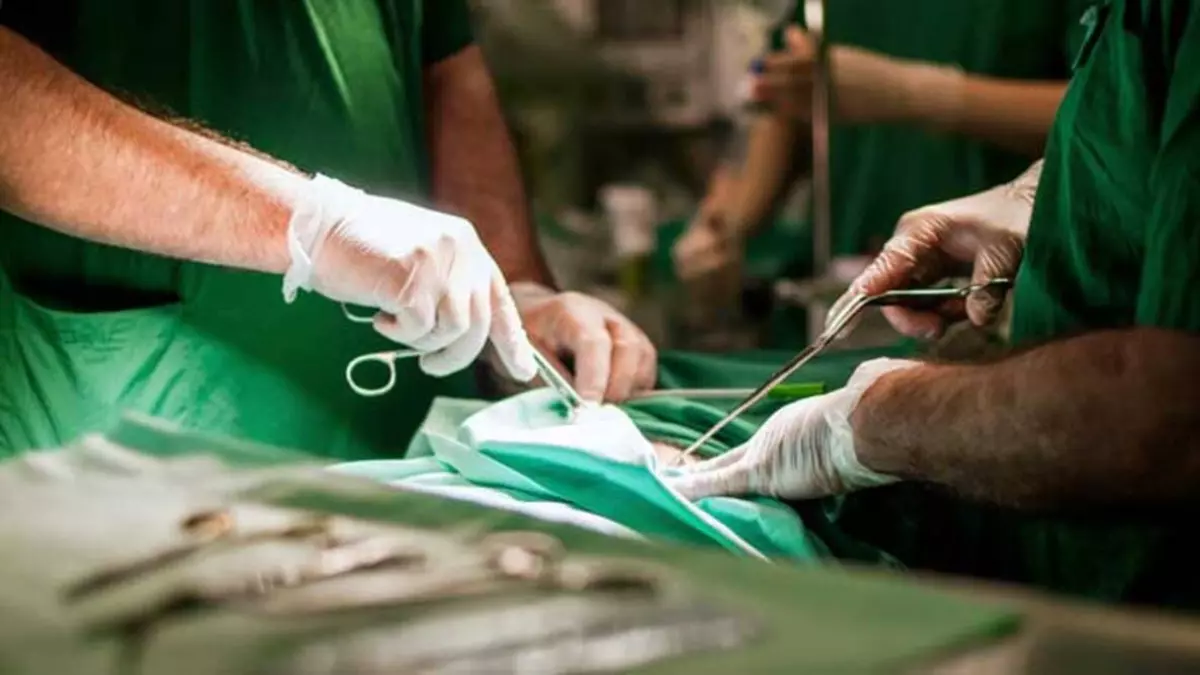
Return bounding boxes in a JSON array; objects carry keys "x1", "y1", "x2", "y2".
[
  {"x1": 673, "y1": 278, "x2": 1013, "y2": 464},
  {"x1": 341, "y1": 304, "x2": 590, "y2": 417}
]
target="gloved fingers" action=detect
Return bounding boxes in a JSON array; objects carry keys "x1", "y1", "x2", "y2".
[
  {"x1": 485, "y1": 274, "x2": 538, "y2": 383},
  {"x1": 372, "y1": 293, "x2": 437, "y2": 347},
  {"x1": 965, "y1": 248, "x2": 1019, "y2": 327},
  {"x1": 567, "y1": 312, "x2": 613, "y2": 404},
  {"x1": 669, "y1": 459, "x2": 752, "y2": 501},
  {"x1": 855, "y1": 227, "x2": 960, "y2": 338},
  {"x1": 854, "y1": 235, "x2": 941, "y2": 297},
  {"x1": 633, "y1": 335, "x2": 659, "y2": 394},
  {"x1": 419, "y1": 287, "x2": 491, "y2": 377},
  {"x1": 603, "y1": 318, "x2": 653, "y2": 402},
  {"x1": 409, "y1": 243, "x2": 485, "y2": 352},
  {"x1": 405, "y1": 278, "x2": 473, "y2": 354}
]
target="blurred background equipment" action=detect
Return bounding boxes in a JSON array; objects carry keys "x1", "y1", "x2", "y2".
[{"x1": 469, "y1": 0, "x2": 901, "y2": 352}]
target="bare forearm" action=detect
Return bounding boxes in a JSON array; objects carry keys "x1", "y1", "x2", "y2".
[
  {"x1": 724, "y1": 115, "x2": 802, "y2": 237},
  {"x1": 0, "y1": 28, "x2": 307, "y2": 273},
  {"x1": 854, "y1": 328, "x2": 1200, "y2": 509},
  {"x1": 908, "y1": 74, "x2": 1066, "y2": 157},
  {"x1": 424, "y1": 46, "x2": 553, "y2": 286}
]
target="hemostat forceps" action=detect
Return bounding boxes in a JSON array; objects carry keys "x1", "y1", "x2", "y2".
[
  {"x1": 674, "y1": 278, "x2": 1014, "y2": 463},
  {"x1": 341, "y1": 305, "x2": 591, "y2": 416}
]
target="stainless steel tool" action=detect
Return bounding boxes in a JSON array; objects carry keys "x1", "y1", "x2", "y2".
[
  {"x1": 805, "y1": 0, "x2": 833, "y2": 340},
  {"x1": 674, "y1": 278, "x2": 1014, "y2": 463},
  {"x1": 341, "y1": 304, "x2": 590, "y2": 416}
]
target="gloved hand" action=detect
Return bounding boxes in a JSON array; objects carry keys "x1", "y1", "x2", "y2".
[
  {"x1": 507, "y1": 282, "x2": 657, "y2": 403},
  {"x1": 831, "y1": 162, "x2": 1040, "y2": 339},
  {"x1": 668, "y1": 358, "x2": 918, "y2": 501},
  {"x1": 672, "y1": 197, "x2": 742, "y2": 281},
  {"x1": 282, "y1": 174, "x2": 538, "y2": 381},
  {"x1": 753, "y1": 27, "x2": 965, "y2": 126}
]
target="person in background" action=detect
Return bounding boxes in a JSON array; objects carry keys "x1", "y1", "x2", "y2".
[
  {"x1": 0, "y1": 1, "x2": 655, "y2": 460},
  {"x1": 672, "y1": 0, "x2": 1200, "y2": 609},
  {"x1": 673, "y1": 1, "x2": 1091, "y2": 340}
]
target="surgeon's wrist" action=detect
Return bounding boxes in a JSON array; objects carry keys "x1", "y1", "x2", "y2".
[
  {"x1": 839, "y1": 358, "x2": 924, "y2": 486},
  {"x1": 281, "y1": 174, "x2": 363, "y2": 303}
]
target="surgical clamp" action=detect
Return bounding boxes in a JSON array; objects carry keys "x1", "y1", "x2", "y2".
[
  {"x1": 674, "y1": 278, "x2": 1014, "y2": 463},
  {"x1": 341, "y1": 305, "x2": 591, "y2": 416}
]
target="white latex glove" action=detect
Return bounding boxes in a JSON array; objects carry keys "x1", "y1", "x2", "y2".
[
  {"x1": 754, "y1": 27, "x2": 965, "y2": 126},
  {"x1": 282, "y1": 174, "x2": 537, "y2": 381},
  {"x1": 508, "y1": 282, "x2": 657, "y2": 403},
  {"x1": 830, "y1": 162, "x2": 1040, "y2": 339},
  {"x1": 669, "y1": 358, "x2": 918, "y2": 501}
]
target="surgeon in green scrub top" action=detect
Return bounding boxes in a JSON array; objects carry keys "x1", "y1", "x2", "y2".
[
  {"x1": 674, "y1": 1, "x2": 1089, "y2": 319},
  {"x1": 671, "y1": 0, "x2": 1200, "y2": 608},
  {"x1": 0, "y1": 1, "x2": 656, "y2": 460}
]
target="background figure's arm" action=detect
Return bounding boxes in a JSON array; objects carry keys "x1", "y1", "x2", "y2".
[
  {"x1": 905, "y1": 72, "x2": 1067, "y2": 157},
  {"x1": 722, "y1": 114, "x2": 805, "y2": 238},
  {"x1": 0, "y1": 27, "x2": 307, "y2": 274},
  {"x1": 423, "y1": 45, "x2": 555, "y2": 287},
  {"x1": 853, "y1": 328, "x2": 1200, "y2": 510}
]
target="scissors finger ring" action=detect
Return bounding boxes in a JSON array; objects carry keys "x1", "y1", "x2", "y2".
[{"x1": 345, "y1": 350, "x2": 420, "y2": 397}]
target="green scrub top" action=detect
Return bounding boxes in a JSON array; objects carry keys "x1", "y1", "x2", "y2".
[
  {"x1": 779, "y1": 0, "x2": 1092, "y2": 260},
  {"x1": 0, "y1": 1, "x2": 480, "y2": 459},
  {"x1": 1013, "y1": 0, "x2": 1200, "y2": 340}
]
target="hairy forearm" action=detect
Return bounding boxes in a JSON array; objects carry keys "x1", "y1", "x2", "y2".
[
  {"x1": 854, "y1": 328, "x2": 1200, "y2": 510},
  {"x1": 424, "y1": 46, "x2": 553, "y2": 286},
  {"x1": 0, "y1": 27, "x2": 308, "y2": 273},
  {"x1": 723, "y1": 115, "x2": 803, "y2": 237},
  {"x1": 908, "y1": 73, "x2": 1066, "y2": 157}
]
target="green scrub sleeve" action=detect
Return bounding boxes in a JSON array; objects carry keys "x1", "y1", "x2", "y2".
[
  {"x1": 422, "y1": 0, "x2": 475, "y2": 64},
  {"x1": 1136, "y1": 8, "x2": 1200, "y2": 332}
]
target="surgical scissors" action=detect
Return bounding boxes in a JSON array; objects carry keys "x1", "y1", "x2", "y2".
[
  {"x1": 341, "y1": 305, "x2": 592, "y2": 416},
  {"x1": 674, "y1": 278, "x2": 1014, "y2": 463},
  {"x1": 342, "y1": 305, "x2": 422, "y2": 397}
]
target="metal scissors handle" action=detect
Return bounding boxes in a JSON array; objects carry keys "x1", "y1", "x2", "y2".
[
  {"x1": 342, "y1": 304, "x2": 420, "y2": 397},
  {"x1": 345, "y1": 348, "x2": 421, "y2": 398},
  {"x1": 674, "y1": 278, "x2": 1013, "y2": 463},
  {"x1": 341, "y1": 303, "x2": 590, "y2": 416}
]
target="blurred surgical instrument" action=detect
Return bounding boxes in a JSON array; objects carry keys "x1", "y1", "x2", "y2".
[{"x1": 627, "y1": 383, "x2": 824, "y2": 403}]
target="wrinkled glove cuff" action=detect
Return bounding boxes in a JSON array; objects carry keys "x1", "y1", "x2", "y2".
[
  {"x1": 827, "y1": 357, "x2": 921, "y2": 490},
  {"x1": 282, "y1": 175, "x2": 363, "y2": 303}
]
